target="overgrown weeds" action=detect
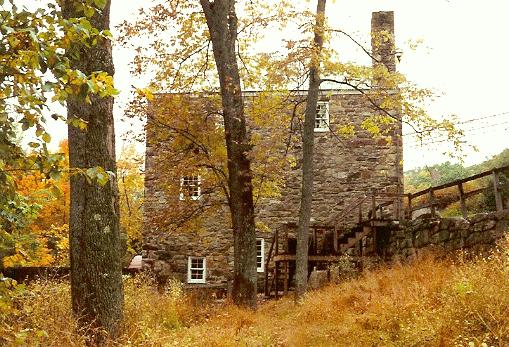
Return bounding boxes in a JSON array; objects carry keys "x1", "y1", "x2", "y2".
[{"x1": 3, "y1": 241, "x2": 509, "y2": 346}]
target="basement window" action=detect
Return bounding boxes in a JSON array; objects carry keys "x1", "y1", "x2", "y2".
[
  {"x1": 187, "y1": 257, "x2": 206, "y2": 284},
  {"x1": 257, "y1": 238, "x2": 264, "y2": 273},
  {"x1": 314, "y1": 101, "x2": 330, "y2": 132},
  {"x1": 180, "y1": 175, "x2": 201, "y2": 200}
]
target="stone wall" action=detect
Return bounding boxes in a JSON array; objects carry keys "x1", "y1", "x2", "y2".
[
  {"x1": 257, "y1": 91, "x2": 403, "y2": 229},
  {"x1": 380, "y1": 210, "x2": 509, "y2": 260},
  {"x1": 142, "y1": 89, "x2": 403, "y2": 286}
]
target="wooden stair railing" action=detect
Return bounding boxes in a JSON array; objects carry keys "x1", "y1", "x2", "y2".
[
  {"x1": 329, "y1": 194, "x2": 369, "y2": 228},
  {"x1": 264, "y1": 229, "x2": 278, "y2": 297},
  {"x1": 339, "y1": 225, "x2": 373, "y2": 253}
]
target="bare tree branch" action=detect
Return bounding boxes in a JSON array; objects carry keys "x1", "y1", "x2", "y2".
[
  {"x1": 329, "y1": 28, "x2": 380, "y2": 63},
  {"x1": 320, "y1": 77, "x2": 420, "y2": 134}
]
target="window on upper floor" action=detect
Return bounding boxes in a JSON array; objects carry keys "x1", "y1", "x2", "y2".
[
  {"x1": 256, "y1": 238, "x2": 264, "y2": 273},
  {"x1": 180, "y1": 175, "x2": 201, "y2": 200},
  {"x1": 315, "y1": 101, "x2": 330, "y2": 132},
  {"x1": 187, "y1": 256, "x2": 206, "y2": 284}
]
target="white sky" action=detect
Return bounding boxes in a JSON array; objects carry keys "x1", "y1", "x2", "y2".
[{"x1": 46, "y1": 0, "x2": 509, "y2": 171}]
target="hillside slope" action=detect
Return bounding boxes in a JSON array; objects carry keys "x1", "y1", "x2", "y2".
[{"x1": 5, "y1": 238, "x2": 509, "y2": 346}]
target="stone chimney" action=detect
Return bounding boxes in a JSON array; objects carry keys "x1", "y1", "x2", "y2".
[{"x1": 371, "y1": 11, "x2": 396, "y2": 73}]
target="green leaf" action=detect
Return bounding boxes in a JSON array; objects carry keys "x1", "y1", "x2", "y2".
[
  {"x1": 94, "y1": 0, "x2": 107, "y2": 9},
  {"x1": 50, "y1": 184, "x2": 62, "y2": 197},
  {"x1": 96, "y1": 171, "x2": 109, "y2": 186},
  {"x1": 42, "y1": 133, "x2": 51, "y2": 143},
  {"x1": 83, "y1": 6, "x2": 95, "y2": 18},
  {"x1": 41, "y1": 82, "x2": 54, "y2": 92},
  {"x1": 86, "y1": 166, "x2": 97, "y2": 178},
  {"x1": 85, "y1": 166, "x2": 110, "y2": 186}
]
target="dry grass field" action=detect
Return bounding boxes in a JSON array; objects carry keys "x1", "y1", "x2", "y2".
[{"x1": 3, "y1": 241, "x2": 509, "y2": 346}]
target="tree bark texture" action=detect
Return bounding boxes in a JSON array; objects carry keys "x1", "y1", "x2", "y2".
[
  {"x1": 295, "y1": 0, "x2": 326, "y2": 302},
  {"x1": 200, "y1": 0, "x2": 257, "y2": 308},
  {"x1": 62, "y1": 0, "x2": 123, "y2": 341}
]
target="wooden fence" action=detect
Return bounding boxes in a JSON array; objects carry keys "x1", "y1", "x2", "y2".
[{"x1": 329, "y1": 164, "x2": 509, "y2": 228}]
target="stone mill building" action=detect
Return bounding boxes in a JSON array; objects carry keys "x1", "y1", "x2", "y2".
[{"x1": 142, "y1": 11, "x2": 404, "y2": 289}]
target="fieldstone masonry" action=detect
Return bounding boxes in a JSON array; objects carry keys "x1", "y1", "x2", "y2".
[
  {"x1": 381, "y1": 210, "x2": 509, "y2": 260},
  {"x1": 142, "y1": 11, "x2": 404, "y2": 287},
  {"x1": 143, "y1": 92, "x2": 404, "y2": 287}
]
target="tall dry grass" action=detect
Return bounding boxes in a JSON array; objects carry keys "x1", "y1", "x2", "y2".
[{"x1": 3, "y1": 241, "x2": 509, "y2": 346}]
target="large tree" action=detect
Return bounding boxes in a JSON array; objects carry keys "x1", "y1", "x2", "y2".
[
  {"x1": 295, "y1": 0, "x2": 326, "y2": 301},
  {"x1": 119, "y1": 0, "x2": 299, "y2": 308},
  {"x1": 199, "y1": 0, "x2": 257, "y2": 308},
  {"x1": 62, "y1": 0, "x2": 123, "y2": 341},
  {"x1": 0, "y1": 0, "x2": 116, "y2": 270}
]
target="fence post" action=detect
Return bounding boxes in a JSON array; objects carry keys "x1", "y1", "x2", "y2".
[
  {"x1": 428, "y1": 188, "x2": 436, "y2": 217},
  {"x1": 492, "y1": 171, "x2": 504, "y2": 211},
  {"x1": 458, "y1": 183, "x2": 468, "y2": 218},
  {"x1": 407, "y1": 193, "x2": 412, "y2": 220},
  {"x1": 275, "y1": 228, "x2": 279, "y2": 256}
]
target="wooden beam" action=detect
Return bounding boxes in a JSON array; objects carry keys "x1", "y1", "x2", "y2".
[
  {"x1": 492, "y1": 171, "x2": 504, "y2": 211},
  {"x1": 409, "y1": 186, "x2": 488, "y2": 213},
  {"x1": 411, "y1": 164, "x2": 509, "y2": 199},
  {"x1": 284, "y1": 223, "x2": 289, "y2": 253},
  {"x1": 369, "y1": 220, "x2": 392, "y2": 227},
  {"x1": 458, "y1": 183, "x2": 467, "y2": 218},
  {"x1": 283, "y1": 261, "x2": 288, "y2": 295},
  {"x1": 392, "y1": 197, "x2": 399, "y2": 220},
  {"x1": 273, "y1": 254, "x2": 359, "y2": 262},
  {"x1": 428, "y1": 189, "x2": 436, "y2": 217},
  {"x1": 407, "y1": 193, "x2": 413, "y2": 219},
  {"x1": 264, "y1": 233, "x2": 275, "y2": 297},
  {"x1": 463, "y1": 187, "x2": 489, "y2": 199},
  {"x1": 275, "y1": 228, "x2": 279, "y2": 256},
  {"x1": 312, "y1": 228, "x2": 317, "y2": 255}
]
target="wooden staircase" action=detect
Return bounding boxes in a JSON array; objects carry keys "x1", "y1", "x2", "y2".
[
  {"x1": 264, "y1": 191, "x2": 398, "y2": 298},
  {"x1": 338, "y1": 225, "x2": 371, "y2": 253}
]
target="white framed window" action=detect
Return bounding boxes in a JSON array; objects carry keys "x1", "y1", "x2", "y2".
[
  {"x1": 180, "y1": 175, "x2": 201, "y2": 200},
  {"x1": 187, "y1": 256, "x2": 206, "y2": 283},
  {"x1": 315, "y1": 101, "x2": 330, "y2": 132},
  {"x1": 256, "y1": 238, "x2": 264, "y2": 273}
]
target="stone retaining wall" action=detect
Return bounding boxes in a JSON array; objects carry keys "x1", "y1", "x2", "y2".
[{"x1": 381, "y1": 210, "x2": 509, "y2": 260}]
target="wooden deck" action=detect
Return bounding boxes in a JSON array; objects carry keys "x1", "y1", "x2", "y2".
[{"x1": 273, "y1": 254, "x2": 358, "y2": 262}]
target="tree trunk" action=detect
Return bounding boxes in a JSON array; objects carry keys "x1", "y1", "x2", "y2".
[
  {"x1": 62, "y1": 0, "x2": 123, "y2": 341},
  {"x1": 295, "y1": 0, "x2": 326, "y2": 302},
  {"x1": 200, "y1": 0, "x2": 257, "y2": 308}
]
